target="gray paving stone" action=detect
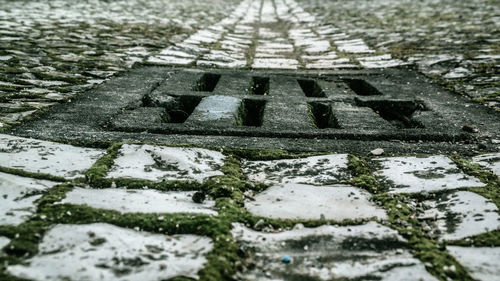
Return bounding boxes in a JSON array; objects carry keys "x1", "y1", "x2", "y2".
[
  {"x1": 60, "y1": 187, "x2": 217, "y2": 215},
  {"x1": 418, "y1": 191, "x2": 500, "y2": 241},
  {"x1": 0, "y1": 171, "x2": 58, "y2": 226},
  {"x1": 0, "y1": 134, "x2": 105, "y2": 179},
  {"x1": 472, "y1": 153, "x2": 500, "y2": 177},
  {"x1": 447, "y1": 246, "x2": 500, "y2": 281},
  {"x1": 7, "y1": 223, "x2": 213, "y2": 281},
  {"x1": 232, "y1": 221, "x2": 437, "y2": 281},
  {"x1": 375, "y1": 155, "x2": 485, "y2": 193},
  {"x1": 245, "y1": 183, "x2": 387, "y2": 221},
  {"x1": 106, "y1": 144, "x2": 225, "y2": 182},
  {"x1": 243, "y1": 154, "x2": 349, "y2": 185}
]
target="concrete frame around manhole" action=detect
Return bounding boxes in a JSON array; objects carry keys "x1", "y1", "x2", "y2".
[{"x1": 7, "y1": 66, "x2": 500, "y2": 154}]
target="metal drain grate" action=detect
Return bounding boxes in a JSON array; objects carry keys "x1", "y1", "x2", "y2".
[{"x1": 9, "y1": 67, "x2": 500, "y2": 153}]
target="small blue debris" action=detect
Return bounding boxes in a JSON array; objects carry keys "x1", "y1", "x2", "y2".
[{"x1": 281, "y1": 255, "x2": 291, "y2": 264}]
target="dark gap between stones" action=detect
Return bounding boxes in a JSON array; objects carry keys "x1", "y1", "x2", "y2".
[
  {"x1": 297, "y1": 79, "x2": 326, "y2": 98},
  {"x1": 163, "y1": 95, "x2": 202, "y2": 123},
  {"x1": 251, "y1": 76, "x2": 270, "y2": 95},
  {"x1": 344, "y1": 79, "x2": 382, "y2": 96},
  {"x1": 309, "y1": 102, "x2": 340, "y2": 129},
  {"x1": 239, "y1": 99, "x2": 266, "y2": 126},
  {"x1": 192, "y1": 73, "x2": 221, "y2": 92},
  {"x1": 356, "y1": 98, "x2": 425, "y2": 128}
]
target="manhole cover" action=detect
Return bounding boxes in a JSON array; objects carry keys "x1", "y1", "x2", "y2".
[{"x1": 9, "y1": 67, "x2": 499, "y2": 153}]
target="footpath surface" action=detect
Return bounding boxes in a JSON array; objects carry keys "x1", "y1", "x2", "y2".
[{"x1": 0, "y1": 0, "x2": 499, "y2": 281}]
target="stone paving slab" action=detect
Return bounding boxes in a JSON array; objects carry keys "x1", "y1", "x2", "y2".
[
  {"x1": 472, "y1": 153, "x2": 500, "y2": 177},
  {"x1": 447, "y1": 246, "x2": 500, "y2": 281},
  {"x1": 0, "y1": 134, "x2": 105, "y2": 179},
  {"x1": 244, "y1": 183, "x2": 387, "y2": 221},
  {"x1": 106, "y1": 144, "x2": 225, "y2": 182},
  {"x1": 232, "y1": 221, "x2": 437, "y2": 281},
  {"x1": 0, "y1": 236, "x2": 9, "y2": 251},
  {"x1": 0, "y1": 171, "x2": 58, "y2": 225},
  {"x1": 375, "y1": 155, "x2": 485, "y2": 193},
  {"x1": 60, "y1": 187, "x2": 218, "y2": 216},
  {"x1": 6, "y1": 223, "x2": 213, "y2": 281}
]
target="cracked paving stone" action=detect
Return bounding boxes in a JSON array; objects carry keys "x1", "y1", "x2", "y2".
[
  {"x1": 472, "y1": 153, "x2": 500, "y2": 177},
  {"x1": 60, "y1": 187, "x2": 217, "y2": 216},
  {"x1": 6, "y1": 223, "x2": 213, "y2": 281},
  {"x1": 231, "y1": 221, "x2": 437, "y2": 281},
  {"x1": 447, "y1": 246, "x2": 500, "y2": 281},
  {"x1": 243, "y1": 154, "x2": 349, "y2": 185},
  {"x1": 418, "y1": 191, "x2": 500, "y2": 241},
  {"x1": 105, "y1": 144, "x2": 225, "y2": 182},
  {"x1": 0, "y1": 134, "x2": 105, "y2": 179},
  {"x1": 244, "y1": 183, "x2": 387, "y2": 221},
  {"x1": 375, "y1": 155, "x2": 485, "y2": 193},
  {"x1": 0, "y1": 171, "x2": 58, "y2": 226}
]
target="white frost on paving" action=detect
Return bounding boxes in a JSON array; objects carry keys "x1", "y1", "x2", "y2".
[
  {"x1": 419, "y1": 191, "x2": 500, "y2": 241},
  {"x1": 60, "y1": 187, "x2": 217, "y2": 215},
  {"x1": 334, "y1": 38, "x2": 375, "y2": 53},
  {"x1": 0, "y1": 236, "x2": 10, "y2": 250},
  {"x1": 358, "y1": 54, "x2": 407, "y2": 68},
  {"x1": 243, "y1": 154, "x2": 349, "y2": 185},
  {"x1": 447, "y1": 246, "x2": 500, "y2": 281},
  {"x1": 232, "y1": 221, "x2": 437, "y2": 281},
  {"x1": 0, "y1": 134, "x2": 105, "y2": 179},
  {"x1": 252, "y1": 58, "x2": 299, "y2": 69},
  {"x1": 245, "y1": 183, "x2": 387, "y2": 221},
  {"x1": 375, "y1": 155, "x2": 485, "y2": 193},
  {"x1": 0, "y1": 171, "x2": 58, "y2": 225},
  {"x1": 472, "y1": 153, "x2": 500, "y2": 176},
  {"x1": 106, "y1": 144, "x2": 225, "y2": 182},
  {"x1": 7, "y1": 223, "x2": 213, "y2": 281}
]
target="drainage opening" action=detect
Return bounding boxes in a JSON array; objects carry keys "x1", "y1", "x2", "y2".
[
  {"x1": 192, "y1": 73, "x2": 221, "y2": 92},
  {"x1": 356, "y1": 99, "x2": 425, "y2": 128},
  {"x1": 239, "y1": 99, "x2": 266, "y2": 126},
  {"x1": 297, "y1": 79, "x2": 326, "y2": 98},
  {"x1": 163, "y1": 96, "x2": 202, "y2": 123},
  {"x1": 251, "y1": 76, "x2": 270, "y2": 95},
  {"x1": 309, "y1": 102, "x2": 339, "y2": 129},
  {"x1": 344, "y1": 79, "x2": 382, "y2": 96}
]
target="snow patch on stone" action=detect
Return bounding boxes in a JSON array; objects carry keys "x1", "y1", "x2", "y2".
[
  {"x1": 447, "y1": 246, "x2": 500, "y2": 281},
  {"x1": 106, "y1": 144, "x2": 225, "y2": 182},
  {"x1": 60, "y1": 187, "x2": 217, "y2": 215},
  {"x1": 0, "y1": 236, "x2": 10, "y2": 250},
  {"x1": 243, "y1": 154, "x2": 349, "y2": 185},
  {"x1": 245, "y1": 183, "x2": 387, "y2": 221},
  {"x1": 472, "y1": 153, "x2": 500, "y2": 176},
  {"x1": 375, "y1": 155, "x2": 485, "y2": 193},
  {"x1": 252, "y1": 58, "x2": 299, "y2": 69},
  {"x1": 419, "y1": 191, "x2": 500, "y2": 241},
  {"x1": 232, "y1": 221, "x2": 437, "y2": 281},
  {"x1": 0, "y1": 171, "x2": 58, "y2": 225},
  {"x1": 7, "y1": 223, "x2": 213, "y2": 281},
  {"x1": 0, "y1": 134, "x2": 105, "y2": 179}
]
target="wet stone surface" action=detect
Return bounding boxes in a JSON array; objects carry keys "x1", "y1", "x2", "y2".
[
  {"x1": 244, "y1": 183, "x2": 387, "y2": 221},
  {"x1": 417, "y1": 191, "x2": 500, "y2": 241},
  {"x1": 6, "y1": 223, "x2": 213, "y2": 281},
  {"x1": 0, "y1": 172, "x2": 58, "y2": 225},
  {"x1": 0, "y1": 134, "x2": 105, "y2": 179},
  {"x1": 447, "y1": 246, "x2": 500, "y2": 281},
  {"x1": 243, "y1": 154, "x2": 349, "y2": 185},
  {"x1": 60, "y1": 187, "x2": 218, "y2": 216},
  {"x1": 375, "y1": 155, "x2": 485, "y2": 193},
  {"x1": 232, "y1": 221, "x2": 437, "y2": 281},
  {"x1": 106, "y1": 144, "x2": 225, "y2": 182}
]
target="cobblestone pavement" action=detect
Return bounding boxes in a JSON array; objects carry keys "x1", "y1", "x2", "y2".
[{"x1": 1, "y1": 0, "x2": 500, "y2": 281}]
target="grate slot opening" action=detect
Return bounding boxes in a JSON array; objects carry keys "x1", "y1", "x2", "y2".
[
  {"x1": 297, "y1": 79, "x2": 326, "y2": 97},
  {"x1": 163, "y1": 96, "x2": 202, "y2": 123},
  {"x1": 192, "y1": 73, "x2": 221, "y2": 92},
  {"x1": 356, "y1": 99, "x2": 425, "y2": 128},
  {"x1": 251, "y1": 76, "x2": 270, "y2": 95},
  {"x1": 239, "y1": 99, "x2": 266, "y2": 127},
  {"x1": 309, "y1": 102, "x2": 340, "y2": 129},
  {"x1": 344, "y1": 79, "x2": 382, "y2": 96}
]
